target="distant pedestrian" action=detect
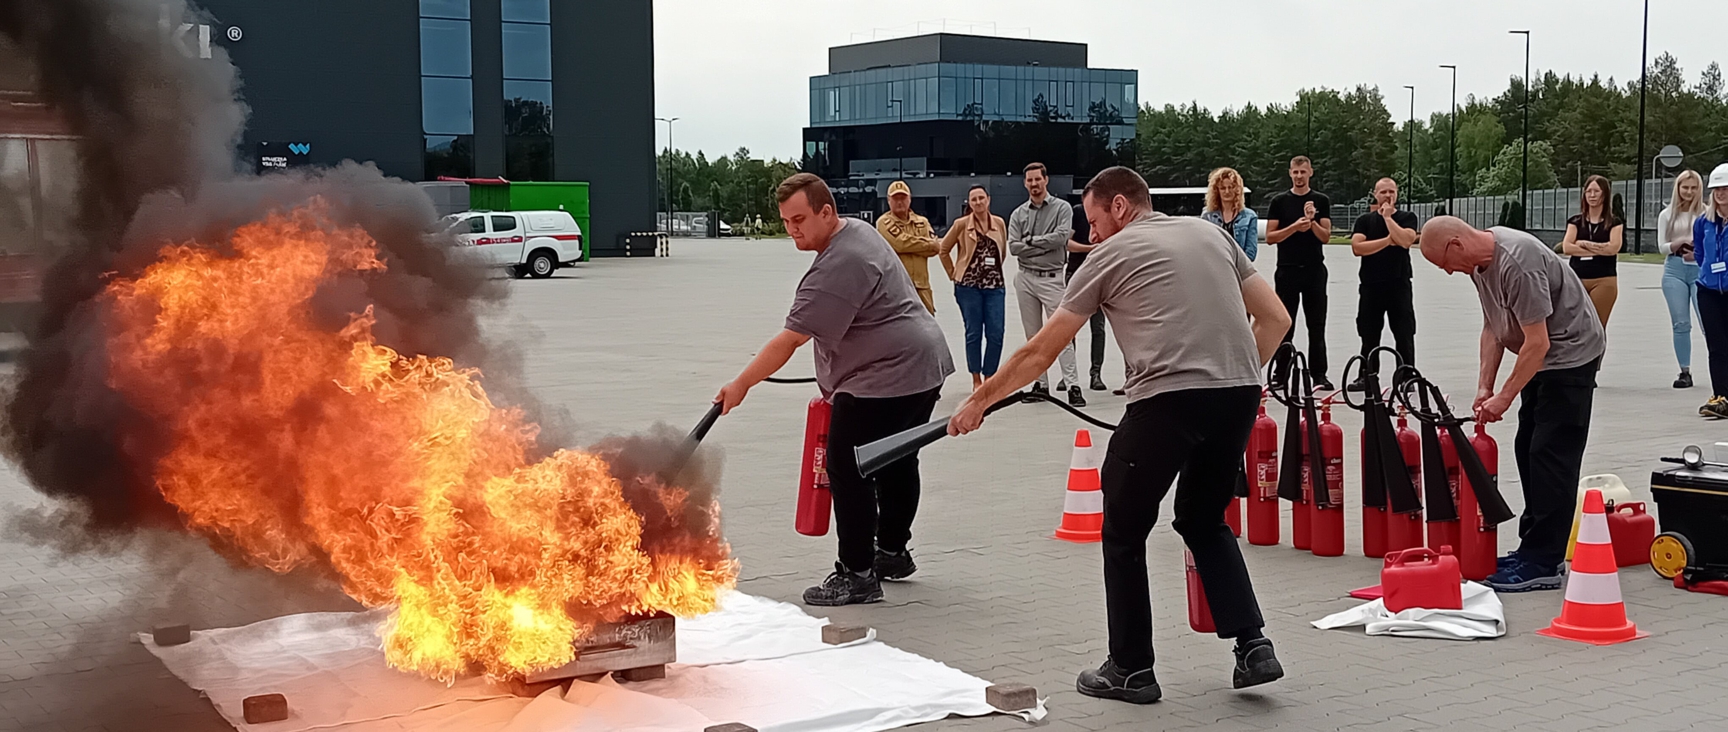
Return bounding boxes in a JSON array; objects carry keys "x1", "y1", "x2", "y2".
[
  {"x1": 1349, "y1": 177, "x2": 1420, "y2": 382},
  {"x1": 1265, "y1": 156, "x2": 1334, "y2": 390},
  {"x1": 1659, "y1": 170, "x2": 1706, "y2": 390},
  {"x1": 1201, "y1": 167, "x2": 1259, "y2": 261},
  {"x1": 1008, "y1": 162, "x2": 1085, "y2": 407},
  {"x1": 940, "y1": 185, "x2": 1009, "y2": 392},
  {"x1": 1417, "y1": 216, "x2": 1604, "y2": 592},
  {"x1": 1067, "y1": 200, "x2": 1111, "y2": 392},
  {"x1": 1691, "y1": 164, "x2": 1728, "y2": 419},
  {"x1": 1561, "y1": 175, "x2": 1623, "y2": 326},
  {"x1": 877, "y1": 180, "x2": 941, "y2": 314}
]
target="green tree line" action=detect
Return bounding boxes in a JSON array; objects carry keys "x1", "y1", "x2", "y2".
[
  {"x1": 1135, "y1": 53, "x2": 1728, "y2": 205},
  {"x1": 656, "y1": 147, "x2": 801, "y2": 228}
]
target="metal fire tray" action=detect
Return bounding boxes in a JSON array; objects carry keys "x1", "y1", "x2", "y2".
[{"x1": 524, "y1": 612, "x2": 676, "y2": 684}]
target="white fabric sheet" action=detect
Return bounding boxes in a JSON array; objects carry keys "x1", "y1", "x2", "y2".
[
  {"x1": 1311, "y1": 581, "x2": 1506, "y2": 640},
  {"x1": 141, "y1": 592, "x2": 1042, "y2": 732}
]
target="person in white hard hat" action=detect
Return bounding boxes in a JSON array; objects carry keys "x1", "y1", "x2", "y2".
[{"x1": 1690, "y1": 163, "x2": 1728, "y2": 419}]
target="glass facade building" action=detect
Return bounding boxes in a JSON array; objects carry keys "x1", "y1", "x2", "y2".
[
  {"x1": 810, "y1": 63, "x2": 1135, "y2": 144},
  {"x1": 420, "y1": 0, "x2": 556, "y2": 181}
]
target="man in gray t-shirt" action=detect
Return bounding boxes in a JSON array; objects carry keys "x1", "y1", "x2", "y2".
[
  {"x1": 951, "y1": 167, "x2": 1294, "y2": 704},
  {"x1": 718, "y1": 174, "x2": 954, "y2": 609},
  {"x1": 1418, "y1": 217, "x2": 1605, "y2": 592}
]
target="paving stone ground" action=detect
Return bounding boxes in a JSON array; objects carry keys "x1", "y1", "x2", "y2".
[{"x1": 3, "y1": 237, "x2": 1726, "y2": 732}]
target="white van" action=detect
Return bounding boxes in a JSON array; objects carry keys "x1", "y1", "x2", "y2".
[{"x1": 442, "y1": 210, "x2": 584, "y2": 278}]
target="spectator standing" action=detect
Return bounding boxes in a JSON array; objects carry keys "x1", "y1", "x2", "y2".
[
  {"x1": 1265, "y1": 156, "x2": 1334, "y2": 390},
  {"x1": 1691, "y1": 164, "x2": 1728, "y2": 419},
  {"x1": 1659, "y1": 170, "x2": 1706, "y2": 389},
  {"x1": 877, "y1": 180, "x2": 940, "y2": 314},
  {"x1": 1349, "y1": 177, "x2": 1420, "y2": 380},
  {"x1": 940, "y1": 185, "x2": 1010, "y2": 391},
  {"x1": 1561, "y1": 175, "x2": 1624, "y2": 326},
  {"x1": 1008, "y1": 162, "x2": 1085, "y2": 407},
  {"x1": 1068, "y1": 200, "x2": 1111, "y2": 392},
  {"x1": 1201, "y1": 167, "x2": 1259, "y2": 261}
]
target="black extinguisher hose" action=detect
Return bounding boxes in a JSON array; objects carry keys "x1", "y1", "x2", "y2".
[{"x1": 1390, "y1": 365, "x2": 1516, "y2": 526}]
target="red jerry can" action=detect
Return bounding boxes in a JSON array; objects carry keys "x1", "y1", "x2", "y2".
[
  {"x1": 1245, "y1": 402, "x2": 1281, "y2": 546},
  {"x1": 1185, "y1": 550, "x2": 1215, "y2": 633},
  {"x1": 1457, "y1": 424, "x2": 1499, "y2": 581},
  {"x1": 1386, "y1": 412, "x2": 1426, "y2": 553},
  {"x1": 1310, "y1": 405, "x2": 1347, "y2": 557},
  {"x1": 1428, "y1": 431, "x2": 1462, "y2": 554},
  {"x1": 795, "y1": 397, "x2": 833, "y2": 536},
  {"x1": 1381, "y1": 546, "x2": 1463, "y2": 614},
  {"x1": 1606, "y1": 502, "x2": 1657, "y2": 568}
]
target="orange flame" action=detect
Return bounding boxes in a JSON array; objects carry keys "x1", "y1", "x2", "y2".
[{"x1": 101, "y1": 202, "x2": 736, "y2": 681}]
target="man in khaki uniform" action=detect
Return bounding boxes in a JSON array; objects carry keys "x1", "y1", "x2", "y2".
[{"x1": 877, "y1": 180, "x2": 940, "y2": 313}]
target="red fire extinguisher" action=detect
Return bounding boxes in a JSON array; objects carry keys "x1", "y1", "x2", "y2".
[
  {"x1": 1311, "y1": 404, "x2": 1346, "y2": 557},
  {"x1": 1185, "y1": 550, "x2": 1215, "y2": 633},
  {"x1": 1457, "y1": 423, "x2": 1499, "y2": 581},
  {"x1": 1428, "y1": 429, "x2": 1462, "y2": 553},
  {"x1": 796, "y1": 396, "x2": 833, "y2": 536},
  {"x1": 1246, "y1": 401, "x2": 1280, "y2": 546},
  {"x1": 1360, "y1": 424, "x2": 1388, "y2": 559},
  {"x1": 1386, "y1": 410, "x2": 1426, "y2": 554}
]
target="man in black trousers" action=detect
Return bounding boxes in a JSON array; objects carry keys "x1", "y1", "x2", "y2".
[
  {"x1": 1350, "y1": 177, "x2": 1420, "y2": 384},
  {"x1": 950, "y1": 167, "x2": 1292, "y2": 704},
  {"x1": 1266, "y1": 155, "x2": 1334, "y2": 390}
]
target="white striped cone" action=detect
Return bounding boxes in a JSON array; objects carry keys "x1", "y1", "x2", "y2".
[
  {"x1": 1055, "y1": 429, "x2": 1103, "y2": 543},
  {"x1": 1536, "y1": 489, "x2": 1647, "y2": 645}
]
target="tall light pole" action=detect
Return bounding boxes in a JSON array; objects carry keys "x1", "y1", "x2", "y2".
[
  {"x1": 1440, "y1": 65, "x2": 1457, "y2": 213},
  {"x1": 1634, "y1": 0, "x2": 1650, "y2": 254},
  {"x1": 888, "y1": 97, "x2": 905, "y2": 179},
  {"x1": 1510, "y1": 30, "x2": 1531, "y2": 226},
  {"x1": 1403, "y1": 85, "x2": 1415, "y2": 194},
  {"x1": 655, "y1": 116, "x2": 679, "y2": 233}
]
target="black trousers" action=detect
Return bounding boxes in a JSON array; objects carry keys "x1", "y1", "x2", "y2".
[
  {"x1": 1067, "y1": 269, "x2": 1109, "y2": 377},
  {"x1": 825, "y1": 388, "x2": 941, "y2": 573},
  {"x1": 1512, "y1": 359, "x2": 1599, "y2": 568},
  {"x1": 1276, "y1": 264, "x2": 1329, "y2": 378},
  {"x1": 1357, "y1": 281, "x2": 1416, "y2": 374},
  {"x1": 1698, "y1": 286, "x2": 1728, "y2": 398},
  {"x1": 1100, "y1": 385, "x2": 1264, "y2": 672}
]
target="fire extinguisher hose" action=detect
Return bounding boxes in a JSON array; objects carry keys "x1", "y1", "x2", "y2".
[
  {"x1": 854, "y1": 390, "x2": 1120, "y2": 478},
  {"x1": 1390, "y1": 365, "x2": 1517, "y2": 526}
]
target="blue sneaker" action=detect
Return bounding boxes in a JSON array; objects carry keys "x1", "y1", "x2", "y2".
[
  {"x1": 1496, "y1": 551, "x2": 1519, "y2": 570},
  {"x1": 1486, "y1": 560, "x2": 1564, "y2": 592}
]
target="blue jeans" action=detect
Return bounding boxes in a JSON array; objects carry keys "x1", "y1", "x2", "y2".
[
  {"x1": 1663, "y1": 256, "x2": 1700, "y2": 369},
  {"x1": 954, "y1": 285, "x2": 1005, "y2": 376}
]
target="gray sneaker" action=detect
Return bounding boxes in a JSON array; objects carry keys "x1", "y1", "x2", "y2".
[
  {"x1": 802, "y1": 563, "x2": 884, "y2": 606},
  {"x1": 1076, "y1": 658, "x2": 1162, "y2": 704},
  {"x1": 874, "y1": 549, "x2": 917, "y2": 581}
]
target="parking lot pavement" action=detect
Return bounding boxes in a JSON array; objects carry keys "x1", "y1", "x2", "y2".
[{"x1": 3, "y1": 238, "x2": 1725, "y2": 731}]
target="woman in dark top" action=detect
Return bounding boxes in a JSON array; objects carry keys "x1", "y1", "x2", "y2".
[
  {"x1": 939, "y1": 185, "x2": 1009, "y2": 390},
  {"x1": 1561, "y1": 175, "x2": 1624, "y2": 326}
]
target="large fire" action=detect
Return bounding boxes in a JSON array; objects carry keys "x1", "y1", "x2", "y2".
[{"x1": 100, "y1": 202, "x2": 735, "y2": 681}]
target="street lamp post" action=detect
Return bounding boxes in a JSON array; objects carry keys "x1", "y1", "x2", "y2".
[
  {"x1": 888, "y1": 97, "x2": 904, "y2": 179},
  {"x1": 1635, "y1": 0, "x2": 1650, "y2": 254},
  {"x1": 1510, "y1": 30, "x2": 1531, "y2": 226},
  {"x1": 1403, "y1": 85, "x2": 1415, "y2": 193},
  {"x1": 1440, "y1": 65, "x2": 1457, "y2": 214},
  {"x1": 655, "y1": 116, "x2": 679, "y2": 234}
]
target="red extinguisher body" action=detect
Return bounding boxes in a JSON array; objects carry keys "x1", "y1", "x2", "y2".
[
  {"x1": 1311, "y1": 406, "x2": 1346, "y2": 557},
  {"x1": 1246, "y1": 403, "x2": 1280, "y2": 546},
  {"x1": 1428, "y1": 431, "x2": 1461, "y2": 554},
  {"x1": 1386, "y1": 414, "x2": 1426, "y2": 553},
  {"x1": 1292, "y1": 418, "x2": 1312, "y2": 551},
  {"x1": 1361, "y1": 427, "x2": 1387, "y2": 559},
  {"x1": 1458, "y1": 424, "x2": 1499, "y2": 581},
  {"x1": 795, "y1": 397, "x2": 834, "y2": 536},
  {"x1": 1185, "y1": 550, "x2": 1216, "y2": 633}
]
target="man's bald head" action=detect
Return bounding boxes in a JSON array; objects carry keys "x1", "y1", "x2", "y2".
[{"x1": 1418, "y1": 216, "x2": 1494, "y2": 275}]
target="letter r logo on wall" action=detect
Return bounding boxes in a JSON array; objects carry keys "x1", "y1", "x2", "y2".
[{"x1": 288, "y1": 143, "x2": 311, "y2": 155}]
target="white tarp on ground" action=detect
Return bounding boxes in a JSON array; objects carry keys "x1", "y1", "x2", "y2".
[
  {"x1": 1310, "y1": 581, "x2": 1507, "y2": 640},
  {"x1": 140, "y1": 592, "x2": 1043, "y2": 732}
]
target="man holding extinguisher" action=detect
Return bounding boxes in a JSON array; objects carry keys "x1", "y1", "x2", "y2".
[
  {"x1": 716, "y1": 173, "x2": 954, "y2": 607},
  {"x1": 950, "y1": 167, "x2": 1293, "y2": 704}
]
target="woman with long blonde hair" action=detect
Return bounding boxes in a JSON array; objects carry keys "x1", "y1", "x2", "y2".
[
  {"x1": 1659, "y1": 169, "x2": 1707, "y2": 388},
  {"x1": 1201, "y1": 167, "x2": 1259, "y2": 260}
]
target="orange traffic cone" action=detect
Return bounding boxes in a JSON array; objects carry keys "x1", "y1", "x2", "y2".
[
  {"x1": 1056, "y1": 429, "x2": 1103, "y2": 543},
  {"x1": 1536, "y1": 489, "x2": 1648, "y2": 645}
]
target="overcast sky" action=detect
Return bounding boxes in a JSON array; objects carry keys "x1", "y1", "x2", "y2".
[{"x1": 653, "y1": 0, "x2": 1721, "y2": 160}]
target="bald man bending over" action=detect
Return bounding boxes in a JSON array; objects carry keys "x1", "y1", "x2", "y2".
[{"x1": 1417, "y1": 216, "x2": 1604, "y2": 593}]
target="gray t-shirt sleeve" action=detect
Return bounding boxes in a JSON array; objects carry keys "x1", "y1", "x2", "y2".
[
  {"x1": 1504, "y1": 269, "x2": 1554, "y2": 327},
  {"x1": 1059, "y1": 250, "x2": 1108, "y2": 318},
  {"x1": 786, "y1": 254, "x2": 875, "y2": 342}
]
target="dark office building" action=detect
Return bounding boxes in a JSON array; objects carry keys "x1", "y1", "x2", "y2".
[
  {"x1": 187, "y1": 0, "x2": 656, "y2": 256},
  {"x1": 803, "y1": 33, "x2": 1137, "y2": 226}
]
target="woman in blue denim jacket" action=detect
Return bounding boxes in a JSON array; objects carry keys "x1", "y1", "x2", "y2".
[
  {"x1": 1692, "y1": 163, "x2": 1728, "y2": 419},
  {"x1": 1201, "y1": 167, "x2": 1259, "y2": 260}
]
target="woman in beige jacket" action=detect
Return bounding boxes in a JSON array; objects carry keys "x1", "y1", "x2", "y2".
[{"x1": 939, "y1": 185, "x2": 1009, "y2": 390}]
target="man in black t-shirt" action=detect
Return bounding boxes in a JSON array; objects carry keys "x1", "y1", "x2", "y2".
[
  {"x1": 1067, "y1": 201, "x2": 1110, "y2": 392},
  {"x1": 1265, "y1": 156, "x2": 1334, "y2": 389},
  {"x1": 1350, "y1": 177, "x2": 1421, "y2": 383}
]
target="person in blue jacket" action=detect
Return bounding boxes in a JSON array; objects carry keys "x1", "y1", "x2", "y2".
[
  {"x1": 1201, "y1": 167, "x2": 1259, "y2": 261},
  {"x1": 1691, "y1": 163, "x2": 1728, "y2": 419}
]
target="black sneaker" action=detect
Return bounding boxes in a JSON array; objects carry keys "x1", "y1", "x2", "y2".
[
  {"x1": 1029, "y1": 382, "x2": 1050, "y2": 397},
  {"x1": 1496, "y1": 551, "x2": 1520, "y2": 570},
  {"x1": 1232, "y1": 638, "x2": 1284, "y2": 689},
  {"x1": 1057, "y1": 379, "x2": 1070, "y2": 392},
  {"x1": 1675, "y1": 371, "x2": 1694, "y2": 389},
  {"x1": 1069, "y1": 386, "x2": 1087, "y2": 408},
  {"x1": 1076, "y1": 658, "x2": 1162, "y2": 704},
  {"x1": 1345, "y1": 377, "x2": 1368, "y2": 393},
  {"x1": 1090, "y1": 373, "x2": 1108, "y2": 392},
  {"x1": 874, "y1": 549, "x2": 917, "y2": 581},
  {"x1": 802, "y1": 563, "x2": 884, "y2": 606},
  {"x1": 1312, "y1": 377, "x2": 1336, "y2": 393}
]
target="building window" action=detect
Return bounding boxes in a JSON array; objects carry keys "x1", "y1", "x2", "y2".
[
  {"x1": 503, "y1": 10, "x2": 553, "y2": 180},
  {"x1": 419, "y1": 0, "x2": 469, "y2": 20},
  {"x1": 422, "y1": 77, "x2": 475, "y2": 135},
  {"x1": 425, "y1": 135, "x2": 474, "y2": 179},
  {"x1": 420, "y1": 2, "x2": 472, "y2": 180},
  {"x1": 420, "y1": 19, "x2": 472, "y2": 77}
]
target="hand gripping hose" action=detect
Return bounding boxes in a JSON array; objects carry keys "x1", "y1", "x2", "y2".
[
  {"x1": 855, "y1": 390, "x2": 1120, "y2": 478},
  {"x1": 1389, "y1": 365, "x2": 1516, "y2": 526}
]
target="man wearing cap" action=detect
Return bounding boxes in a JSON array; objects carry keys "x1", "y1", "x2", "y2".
[{"x1": 877, "y1": 180, "x2": 940, "y2": 314}]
